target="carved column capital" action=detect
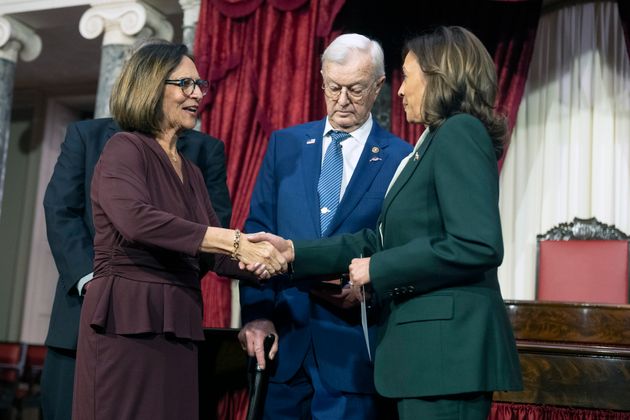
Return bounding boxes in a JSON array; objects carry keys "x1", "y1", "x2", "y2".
[
  {"x1": 178, "y1": 0, "x2": 201, "y2": 28},
  {"x1": 79, "y1": 1, "x2": 174, "y2": 46},
  {"x1": 0, "y1": 16, "x2": 42, "y2": 63}
]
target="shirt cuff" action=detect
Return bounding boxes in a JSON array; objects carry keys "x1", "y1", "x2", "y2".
[{"x1": 77, "y1": 272, "x2": 94, "y2": 296}]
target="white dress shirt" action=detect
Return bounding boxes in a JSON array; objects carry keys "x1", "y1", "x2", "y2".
[
  {"x1": 322, "y1": 115, "x2": 373, "y2": 201},
  {"x1": 385, "y1": 128, "x2": 429, "y2": 197}
]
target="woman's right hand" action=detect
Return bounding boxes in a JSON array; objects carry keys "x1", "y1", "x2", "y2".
[
  {"x1": 238, "y1": 236, "x2": 288, "y2": 278},
  {"x1": 246, "y1": 232, "x2": 295, "y2": 263}
]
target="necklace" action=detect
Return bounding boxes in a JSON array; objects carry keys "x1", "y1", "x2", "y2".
[{"x1": 157, "y1": 138, "x2": 178, "y2": 163}]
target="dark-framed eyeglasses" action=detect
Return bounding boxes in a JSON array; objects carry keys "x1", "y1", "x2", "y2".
[
  {"x1": 164, "y1": 78, "x2": 209, "y2": 96},
  {"x1": 321, "y1": 80, "x2": 376, "y2": 103}
]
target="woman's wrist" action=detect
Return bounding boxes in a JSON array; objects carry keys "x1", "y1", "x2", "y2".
[
  {"x1": 231, "y1": 229, "x2": 241, "y2": 260},
  {"x1": 200, "y1": 226, "x2": 243, "y2": 256}
]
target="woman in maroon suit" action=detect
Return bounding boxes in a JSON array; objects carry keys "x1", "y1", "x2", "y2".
[{"x1": 72, "y1": 42, "x2": 286, "y2": 420}]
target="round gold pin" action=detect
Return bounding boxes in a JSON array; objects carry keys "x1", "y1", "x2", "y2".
[{"x1": 371, "y1": 146, "x2": 380, "y2": 153}]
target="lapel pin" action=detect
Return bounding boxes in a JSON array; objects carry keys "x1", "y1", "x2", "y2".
[
  {"x1": 413, "y1": 152, "x2": 420, "y2": 161},
  {"x1": 306, "y1": 139, "x2": 316, "y2": 145},
  {"x1": 369, "y1": 157, "x2": 382, "y2": 162},
  {"x1": 371, "y1": 146, "x2": 380, "y2": 153}
]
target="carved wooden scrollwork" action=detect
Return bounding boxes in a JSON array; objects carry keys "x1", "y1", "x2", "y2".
[{"x1": 537, "y1": 217, "x2": 630, "y2": 241}]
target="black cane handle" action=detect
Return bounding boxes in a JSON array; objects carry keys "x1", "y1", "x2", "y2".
[{"x1": 256, "y1": 334, "x2": 275, "y2": 372}]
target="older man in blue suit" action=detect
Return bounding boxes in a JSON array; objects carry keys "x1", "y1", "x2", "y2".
[
  {"x1": 239, "y1": 34, "x2": 412, "y2": 419},
  {"x1": 40, "y1": 117, "x2": 231, "y2": 420}
]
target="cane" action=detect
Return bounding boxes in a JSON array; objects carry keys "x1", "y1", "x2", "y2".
[{"x1": 245, "y1": 334, "x2": 275, "y2": 420}]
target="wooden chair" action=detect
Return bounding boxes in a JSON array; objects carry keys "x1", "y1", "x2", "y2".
[
  {"x1": 536, "y1": 217, "x2": 630, "y2": 304},
  {"x1": 14, "y1": 345, "x2": 47, "y2": 420},
  {"x1": 0, "y1": 342, "x2": 27, "y2": 418}
]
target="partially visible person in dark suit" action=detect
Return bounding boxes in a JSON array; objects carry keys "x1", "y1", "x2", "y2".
[
  {"x1": 41, "y1": 117, "x2": 231, "y2": 420},
  {"x1": 247, "y1": 26, "x2": 523, "y2": 420},
  {"x1": 238, "y1": 33, "x2": 411, "y2": 419}
]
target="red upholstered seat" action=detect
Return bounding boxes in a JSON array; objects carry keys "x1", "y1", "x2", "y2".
[
  {"x1": 0, "y1": 342, "x2": 26, "y2": 383},
  {"x1": 0, "y1": 342, "x2": 27, "y2": 414},
  {"x1": 24, "y1": 345, "x2": 46, "y2": 375},
  {"x1": 13, "y1": 345, "x2": 47, "y2": 416},
  {"x1": 537, "y1": 240, "x2": 629, "y2": 304},
  {"x1": 536, "y1": 217, "x2": 630, "y2": 305}
]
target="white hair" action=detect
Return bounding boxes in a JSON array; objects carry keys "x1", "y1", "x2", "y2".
[{"x1": 321, "y1": 33, "x2": 385, "y2": 79}]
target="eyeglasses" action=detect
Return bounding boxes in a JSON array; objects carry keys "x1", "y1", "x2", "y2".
[
  {"x1": 321, "y1": 80, "x2": 376, "y2": 103},
  {"x1": 164, "y1": 78, "x2": 209, "y2": 96}
]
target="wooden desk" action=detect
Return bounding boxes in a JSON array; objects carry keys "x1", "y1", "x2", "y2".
[
  {"x1": 199, "y1": 306, "x2": 630, "y2": 416},
  {"x1": 494, "y1": 300, "x2": 630, "y2": 410}
]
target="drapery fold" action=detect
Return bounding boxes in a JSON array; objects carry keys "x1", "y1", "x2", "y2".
[
  {"x1": 195, "y1": 0, "x2": 343, "y2": 231},
  {"x1": 492, "y1": 0, "x2": 542, "y2": 170},
  {"x1": 210, "y1": 0, "x2": 311, "y2": 17},
  {"x1": 210, "y1": 0, "x2": 263, "y2": 17}
]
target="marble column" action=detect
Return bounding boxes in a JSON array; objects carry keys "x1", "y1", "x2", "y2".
[
  {"x1": 80, "y1": 1, "x2": 174, "y2": 118},
  {"x1": 179, "y1": 0, "x2": 201, "y2": 52},
  {"x1": 0, "y1": 16, "x2": 41, "y2": 218},
  {"x1": 178, "y1": 0, "x2": 201, "y2": 131}
]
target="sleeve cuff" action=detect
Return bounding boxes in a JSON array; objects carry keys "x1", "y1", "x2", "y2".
[{"x1": 77, "y1": 272, "x2": 94, "y2": 295}]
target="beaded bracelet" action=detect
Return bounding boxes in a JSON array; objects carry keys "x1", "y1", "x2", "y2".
[{"x1": 231, "y1": 229, "x2": 241, "y2": 260}]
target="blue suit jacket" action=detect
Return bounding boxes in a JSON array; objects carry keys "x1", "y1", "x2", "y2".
[
  {"x1": 240, "y1": 118, "x2": 411, "y2": 393},
  {"x1": 43, "y1": 118, "x2": 231, "y2": 350}
]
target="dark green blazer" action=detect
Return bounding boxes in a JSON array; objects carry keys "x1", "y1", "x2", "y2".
[{"x1": 293, "y1": 113, "x2": 522, "y2": 398}]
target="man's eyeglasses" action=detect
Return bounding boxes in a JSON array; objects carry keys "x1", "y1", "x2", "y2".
[
  {"x1": 164, "y1": 78, "x2": 209, "y2": 96},
  {"x1": 321, "y1": 80, "x2": 376, "y2": 103}
]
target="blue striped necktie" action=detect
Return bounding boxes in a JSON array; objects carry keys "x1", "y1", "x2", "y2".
[{"x1": 318, "y1": 130, "x2": 350, "y2": 236}]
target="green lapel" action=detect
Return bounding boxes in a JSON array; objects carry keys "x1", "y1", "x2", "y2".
[{"x1": 379, "y1": 128, "x2": 437, "y2": 221}]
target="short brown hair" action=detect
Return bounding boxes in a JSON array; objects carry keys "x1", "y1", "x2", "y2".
[
  {"x1": 110, "y1": 42, "x2": 191, "y2": 135},
  {"x1": 404, "y1": 26, "x2": 506, "y2": 157}
]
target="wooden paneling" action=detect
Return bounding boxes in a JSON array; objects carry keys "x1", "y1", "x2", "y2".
[{"x1": 495, "y1": 300, "x2": 630, "y2": 410}]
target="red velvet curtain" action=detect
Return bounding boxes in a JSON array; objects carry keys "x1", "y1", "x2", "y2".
[
  {"x1": 389, "y1": 0, "x2": 542, "y2": 162},
  {"x1": 195, "y1": 0, "x2": 344, "y2": 330},
  {"x1": 194, "y1": 1, "x2": 343, "y2": 417},
  {"x1": 491, "y1": 402, "x2": 630, "y2": 419},
  {"x1": 619, "y1": 0, "x2": 630, "y2": 61},
  {"x1": 492, "y1": 0, "x2": 542, "y2": 170}
]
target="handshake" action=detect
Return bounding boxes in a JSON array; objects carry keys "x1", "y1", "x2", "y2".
[
  {"x1": 234, "y1": 231, "x2": 373, "y2": 288},
  {"x1": 236, "y1": 232, "x2": 295, "y2": 280}
]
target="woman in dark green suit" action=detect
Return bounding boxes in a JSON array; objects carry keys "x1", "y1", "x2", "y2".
[{"x1": 246, "y1": 26, "x2": 522, "y2": 419}]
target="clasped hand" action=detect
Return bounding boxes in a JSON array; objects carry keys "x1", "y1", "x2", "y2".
[
  {"x1": 237, "y1": 233, "x2": 294, "y2": 279},
  {"x1": 240, "y1": 232, "x2": 372, "y2": 286}
]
